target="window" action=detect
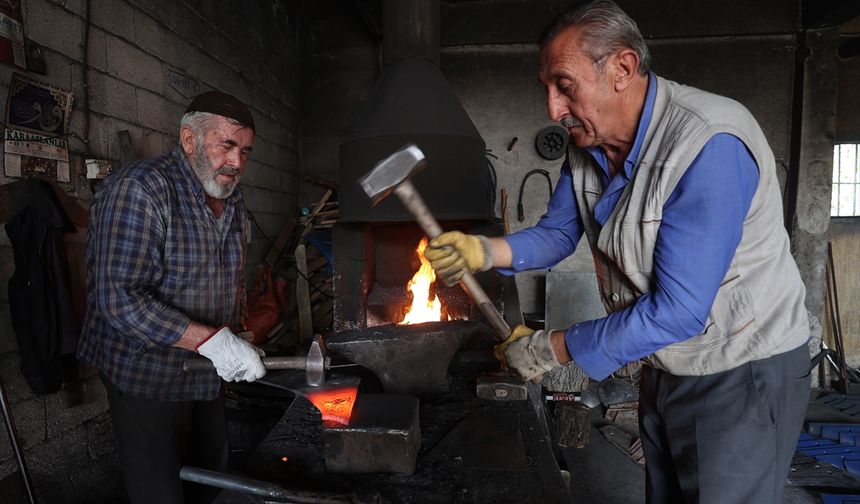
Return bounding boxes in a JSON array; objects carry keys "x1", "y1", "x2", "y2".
[{"x1": 832, "y1": 143, "x2": 860, "y2": 217}]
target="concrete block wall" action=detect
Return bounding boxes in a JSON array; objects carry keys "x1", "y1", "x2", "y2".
[{"x1": 0, "y1": 0, "x2": 300, "y2": 501}]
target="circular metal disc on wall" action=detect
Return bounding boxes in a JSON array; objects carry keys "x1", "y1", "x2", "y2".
[{"x1": 535, "y1": 125, "x2": 569, "y2": 160}]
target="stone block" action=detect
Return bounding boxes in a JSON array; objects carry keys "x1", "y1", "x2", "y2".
[
  {"x1": 126, "y1": 0, "x2": 157, "y2": 18},
  {"x1": 162, "y1": 0, "x2": 208, "y2": 54},
  {"x1": 25, "y1": 0, "x2": 83, "y2": 58},
  {"x1": 254, "y1": 165, "x2": 282, "y2": 196},
  {"x1": 83, "y1": 112, "x2": 116, "y2": 159},
  {"x1": 106, "y1": 34, "x2": 162, "y2": 94},
  {"x1": 87, "y1": 71, "x2": 137, "y2": 123},
  {"x1": 39, "y1": 48, "x2": 74, "y2": 91},
  {"x1": 86, "y1": 26, "x2": 108, "y2": 72},
  {"x1": 91, "y1": 0, "x2": 134, "y2": 38},
  {"x1": 322, "y1": 394, "x2": 420, "y2": 474},
  {"x1": 133, "y1": 9, "x2": 167, "y2": 61},
  {"x1": 48, "y1": 0, "x2": 86, "y2": 16},
  {"x1": 255, "y1": 138, "x2": 281, "y2": 169},
  {"x1": 136, "y1": 89, "x2": 182, "y2": 134}
]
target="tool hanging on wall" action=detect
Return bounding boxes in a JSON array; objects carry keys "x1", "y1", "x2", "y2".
[{"x1": 517, "y1": 169, "x2": 553, "y2": 222}]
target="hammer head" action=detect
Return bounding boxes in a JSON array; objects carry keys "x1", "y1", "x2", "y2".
[
  {"x1": 359, "y1": 144, "x2": 426, "y2": 206},
  {"x1": 305, "y1": 334, "x2": 327, "y2": 387}
]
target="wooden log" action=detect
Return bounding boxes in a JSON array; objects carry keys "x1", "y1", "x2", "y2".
[{"x1": 295, "y1": 244, "x2": 313, "y2": 344}]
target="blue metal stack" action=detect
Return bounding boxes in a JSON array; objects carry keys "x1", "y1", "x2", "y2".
[
  {"x1": 799, "y1": 424, "x2": 860, "y2": 476},
  {"x1": 798, "y1": 422, "x2": 860, "y2": 502}
]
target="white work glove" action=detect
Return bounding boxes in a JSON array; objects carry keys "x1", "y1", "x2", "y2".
[
  {"x1": 494, "y1": 325, "x2": 561, "y2": 383},
  {"x1": 197, "y1": 326, "x2": 267, "y2": 382}
]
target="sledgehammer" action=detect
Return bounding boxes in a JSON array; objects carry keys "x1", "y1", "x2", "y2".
[{"x1": 359, "y1": 144, "x2": 511, "y2": 340}]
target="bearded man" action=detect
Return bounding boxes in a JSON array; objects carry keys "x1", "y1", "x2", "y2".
[{"x1": 77, "y1": 91, "x2": 266, "y2": 504}]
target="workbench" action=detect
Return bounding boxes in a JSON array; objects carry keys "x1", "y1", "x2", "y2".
[{"x1": 214, "y1": 351, "x2": 573, "y2": 503}]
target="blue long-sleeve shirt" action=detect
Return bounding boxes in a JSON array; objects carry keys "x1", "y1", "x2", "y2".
[{"x1": 502, "y1": 74, "x2": 759, "y2": 380}]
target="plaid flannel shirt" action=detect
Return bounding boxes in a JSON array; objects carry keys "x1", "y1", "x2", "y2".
[{"x1": 77, "y1": 147, "x2": 248, "y2": 400}]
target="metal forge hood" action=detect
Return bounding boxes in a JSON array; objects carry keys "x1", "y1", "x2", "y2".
[{"x1": 338, "y1": 1, "x2": 493, "y2": 222}]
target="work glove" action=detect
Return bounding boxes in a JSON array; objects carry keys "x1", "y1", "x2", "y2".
[
  {"x1": 424, "y1": 231, "x2": 494, "y2": 286},
  {"x1": 196, "y1": 326, "x2": 267, "y2": 382},
  {"x1": 493, "y1": 324, "x2": 561, "y2": 383}
]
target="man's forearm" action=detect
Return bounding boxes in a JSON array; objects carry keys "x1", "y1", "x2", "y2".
[
  {"x1": 550, "y1": 330, "x2": 572, "y2": 364},
  {"x1": 173, "y1": 321, "x2": 217, "y2": 351},
  {"x1": 488, "y1": 237, "x2": 513, "y2": 268}
]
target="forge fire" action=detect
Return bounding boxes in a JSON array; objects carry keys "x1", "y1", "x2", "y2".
[{"x1": 398, "y1": 237, "x2": 450, "y2": 325}]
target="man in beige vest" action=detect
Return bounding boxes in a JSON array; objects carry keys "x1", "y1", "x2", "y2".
[{"x1": 425, "y1": 1, "x2": 810, "y2": 502}]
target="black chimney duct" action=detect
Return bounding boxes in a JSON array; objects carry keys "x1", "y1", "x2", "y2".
[{"x1": 338, "y1": 0, "x2": 493, "y2": 221}]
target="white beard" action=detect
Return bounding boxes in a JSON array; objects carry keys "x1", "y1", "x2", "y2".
[{"x1": 191, "y1": 145, "x2": 239, "y2": 199}]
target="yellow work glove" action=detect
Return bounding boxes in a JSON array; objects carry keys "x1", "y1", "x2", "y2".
[
  {"x1": 493, "y1": 324, "x2": 561, "y2": 383},
  {"x1": 424, "y1": 231, "x2": 493, "y2": 287}
]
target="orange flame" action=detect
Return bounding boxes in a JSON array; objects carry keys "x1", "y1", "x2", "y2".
[
  {"x1": 398, "y1": 237, "x2": 448, "y2": 325},
  {"x1": 305, "y1": 387, "x2": 358, "y2": 427}
]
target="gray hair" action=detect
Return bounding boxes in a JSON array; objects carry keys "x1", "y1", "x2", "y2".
[
  {"x1": 540, "y1": 0, "x2": 650, "y2": 75},
  {"x1": 179, "y1": 111, "x2": 241, "y2": 139}
]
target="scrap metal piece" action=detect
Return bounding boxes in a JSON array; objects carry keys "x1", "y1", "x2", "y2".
[
  {"x1": 598, "y1": 378, "x2": 638, "y2": 406},
  {"x1": 327, "y1": 320, "x2": 478, "y2": 394},
  {"x1": 258, "y1": 373, "x2": 360, "y2": 426},
  {"x1": 581, "y1": 379, "x2": 601, "y2": 408},
  {"x1": 322, "y1": 394, "x2": 421, "y2": 474},
  {"x1": 476, "y1": 373, "x2": 528, "y2": 401}
]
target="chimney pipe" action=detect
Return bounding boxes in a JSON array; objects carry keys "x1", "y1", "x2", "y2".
[{"x1": 382, "y1": 0, "x2": 439, "y2": 65}]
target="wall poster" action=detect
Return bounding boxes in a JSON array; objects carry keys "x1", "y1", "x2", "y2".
[{"x1": 4, "y1": 73, "x2": 73, "y2": 182}]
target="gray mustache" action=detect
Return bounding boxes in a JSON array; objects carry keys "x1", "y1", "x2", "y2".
[{"x1": 217, "y1": 167, "x2": 240, "y2": 177}]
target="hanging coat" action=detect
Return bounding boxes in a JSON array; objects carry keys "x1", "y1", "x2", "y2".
[{"x1": 4, "y1": 180, "x2": 78, "y2": 394}]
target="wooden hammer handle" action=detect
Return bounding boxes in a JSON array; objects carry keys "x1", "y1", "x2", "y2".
[{"x1": 393, "y1": 180, "x2": 512, "y2": 340}]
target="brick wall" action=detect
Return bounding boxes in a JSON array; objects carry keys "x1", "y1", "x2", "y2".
[{"x1": 0, "y1": 0, "x2": 300, "y2": 501}]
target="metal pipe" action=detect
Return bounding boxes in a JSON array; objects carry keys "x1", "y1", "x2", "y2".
[
  {"x1": 0, "y1": 373, "x2": 36, "y2": 504},
  {"x1": 179, "y1": 466, "x2": 352, "y2": 503}
]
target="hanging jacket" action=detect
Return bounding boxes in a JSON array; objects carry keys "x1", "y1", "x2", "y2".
[{"x1": 5, "y1": 180, "x2": 78, "y2": 394}]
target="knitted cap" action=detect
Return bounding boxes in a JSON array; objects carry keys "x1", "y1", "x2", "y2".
[{"x1": 185, "y1": 91, "x2": 255, "y2": 131}]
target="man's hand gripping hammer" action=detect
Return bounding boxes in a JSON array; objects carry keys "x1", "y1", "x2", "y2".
[
  {"x1": 359, "y1": 144, "x2": 511, "y2": 340},
  {"x1": 184, "y1": 334, "x2": 330, "y2": 387}
]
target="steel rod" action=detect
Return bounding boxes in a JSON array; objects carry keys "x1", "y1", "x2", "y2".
[
  {"x1": 0, "y1": 373, "x2": 36, "y2": 504},
  {"x1": 179, "y1": 466, "x2": 351, "y2": 503}
]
